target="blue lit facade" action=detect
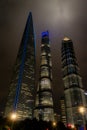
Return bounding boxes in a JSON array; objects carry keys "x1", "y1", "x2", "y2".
[
  {"x1": 34, "y1": 31, "x2": 54, "y2": 121},
  {"x1": 61, "y1": 37, "x2": 86, "y2": 126},
  {"x1": 4, "y1": 12, "x2": 36, "y2": 120}
]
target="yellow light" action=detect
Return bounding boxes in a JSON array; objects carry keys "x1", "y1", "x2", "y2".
[
  {"x1": 52, "y1": 121, "x2": 57, "y2": 127},
  {"x1": 63, "y1": 37, "x2": 70, "y2": 41},
  {"x1": 79, "y1": 106, "x2": 85, "y2": 114},
  {"x1": 71, "y1": 124, "x2": 75, "y2": 128},
  {"x1": 10, "y1": 113, "x2": 17, "y2": 120}
]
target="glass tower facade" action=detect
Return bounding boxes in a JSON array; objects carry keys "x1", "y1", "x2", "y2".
[
  {"x1": 4, "y1": 12, "x2": 36, "y2": 120},
  {"x1": 61, "y1": 37, "x2": 86, "y2": 126},
  {"x1": 34, "y1": 31, "x2": 54, "y2": 121},
  {"x1": 60, "y1": 96, "x2": 67, "y2": 126}
]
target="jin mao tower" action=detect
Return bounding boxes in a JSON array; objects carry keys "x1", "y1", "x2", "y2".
[{"x1": 61, "y1": 37, "x2": 86, "y2": 126}]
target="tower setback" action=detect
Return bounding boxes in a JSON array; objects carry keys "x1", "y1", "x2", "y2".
[{"x1": 4, "y1": 12, "x2": 36, "y2": 120}]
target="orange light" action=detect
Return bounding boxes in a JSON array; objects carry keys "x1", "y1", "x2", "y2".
[
  {"x1": 79, "y1": 106, "x2": 85, "y2": 114},
  {"x1": 10, "y1": 113, "x2": 17, "y2": 120},
  {"x1": 71, "y1": 124, "x2": 75, "y2": 128},
  {"x1": 53, "y1": 122, "x2": 56, "y2": 126}
]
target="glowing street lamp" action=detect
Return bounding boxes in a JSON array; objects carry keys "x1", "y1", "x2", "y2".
[
  {"x1": 78, "y1": 106, "x2": 86, "y2": 127},
  {"x1": 10, "y1": 112, "x2": 17, "y2": 130},
  {"x1": 52, "y1": 121, "x2": 57, "y2": 129},
  {"x1": 10, "y1": 112, "x2": 17, "y2": 121},
  {"x1": 71, "y1": 124, "x2": 75, "y2": 129},
  {"x1": 79, "y1": 106, "x2": 85, "y2": 114},
  {"x1": 53, "y1": 122, "x2": 56, "y2": 126}
]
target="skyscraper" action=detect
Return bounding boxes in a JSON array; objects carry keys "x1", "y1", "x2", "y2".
[
  {"x1": 4, "y1": 12, "x2": 36, "y2": 120},
  {"x1": 61, "y1": 37, "x2": 86, "y2": 126},
  {"x1": 34, "y1": 31, "x2": 54, "y2": 121},
  {"x1": 60, "y1": 96, "x2": 67, "y2": 126}
]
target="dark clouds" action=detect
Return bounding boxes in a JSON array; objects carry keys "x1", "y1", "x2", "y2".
[{"x1": 0, "y1": 0, "x2": 87, "y2": 113}]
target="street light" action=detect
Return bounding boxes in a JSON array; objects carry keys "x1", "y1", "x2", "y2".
[
  {"x1": 53, "y1": 122, "x2": 56, "y2": 126},
  {"x1": 79, "y1": 106, "x2": 85, "y2": 115},
  {"x1": 71, "y1": 124, "x2": 75, "y2": 129},
  {"x1": 10, "y1": 112, "x2": 17, "y2": 130},
  {"x1": 78, "y1": 106, "x2": 86, "y2": 128},
  {"x1": 10, "y1": 113, "x2": 17, "y2": 121},
  {"x1": 52, "y1": 121, "x2": 57, "y2": 130}
]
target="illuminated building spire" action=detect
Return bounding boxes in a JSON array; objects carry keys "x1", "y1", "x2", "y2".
[{"x1": 34, "y1": 31, "x2": 54, "y2": 121}]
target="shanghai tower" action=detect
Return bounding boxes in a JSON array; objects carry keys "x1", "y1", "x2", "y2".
[
  {"x1": 61, "y1": 37, "x2": 86, "y2": 126},
  {"x1": 4, "y1": 12, "x2": 36, "y2": 120},
  {"x1": 34, "y1": 31, "x2": 54, "y2": 121}
]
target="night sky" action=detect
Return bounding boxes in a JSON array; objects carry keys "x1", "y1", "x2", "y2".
[{"x1": 0, "y1": 0, "x2": 87, "y2": 114}]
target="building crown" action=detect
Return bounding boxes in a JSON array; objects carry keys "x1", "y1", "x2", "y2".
[{"x1": 63, "y1": 37, "x2": 70, "y2": 41}]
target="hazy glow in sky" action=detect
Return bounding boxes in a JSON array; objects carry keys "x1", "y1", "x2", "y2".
[{"x1": 0, "y1": 0, "x2": 87, "y2": 112}]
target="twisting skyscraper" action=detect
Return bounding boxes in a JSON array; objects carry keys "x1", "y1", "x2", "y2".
[
  {"x1": 34, "y1": 31, "x2": 54, "y2": 121},
  {"x1": 4, "y1": 12, "x2": 36, "y2": 120},
  {"x1": 61, "y1": 37, "x2": 86, "y2": 126}
]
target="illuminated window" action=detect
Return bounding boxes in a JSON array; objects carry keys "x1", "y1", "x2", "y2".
[
  {"x1": 41, "y1": 92, "x2": 53, "y2": 105},
  {"x1": 35, "y1": 95, "x2": 39, "y2": 106},
  {"x1": 47, "y1": 44, "x2": 50, "y2": 47},
  {"x1": 63, "y1": 77, "x2": 69, "y2": 88},
  {"x1": 65, "y1": 90, "x2": 71, "y2": 107},
  {"x1": 69, "y1": 74, "x2": 78, "y2": 86},
  {"x1": 41, "y1": 51, "x2": 46, "y2": 56},
  {"x1": 41, "y1": 44, "x2": 44, "y2": 47},
  {"x1": 48, "y1": 53, "x2": 51, "y2": 56},
  {"x1": 41, "y1": 56, "x2": 47, "y2": 65},
  {"x1": 78, "y1": 76, "x2": 83, "y2": 88},
  {"x1": 43, "y1": 108, "x2": 54, "y2": 121},
  {"x1": 43, "y1": 99, "x2": 53, "y2": 105},
  {"x1": 41, "y1": 66, "x2": 49, "y2": 77},
  {"x1": 40, "y1": 78, "x2": 51, "y2": 89}
]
